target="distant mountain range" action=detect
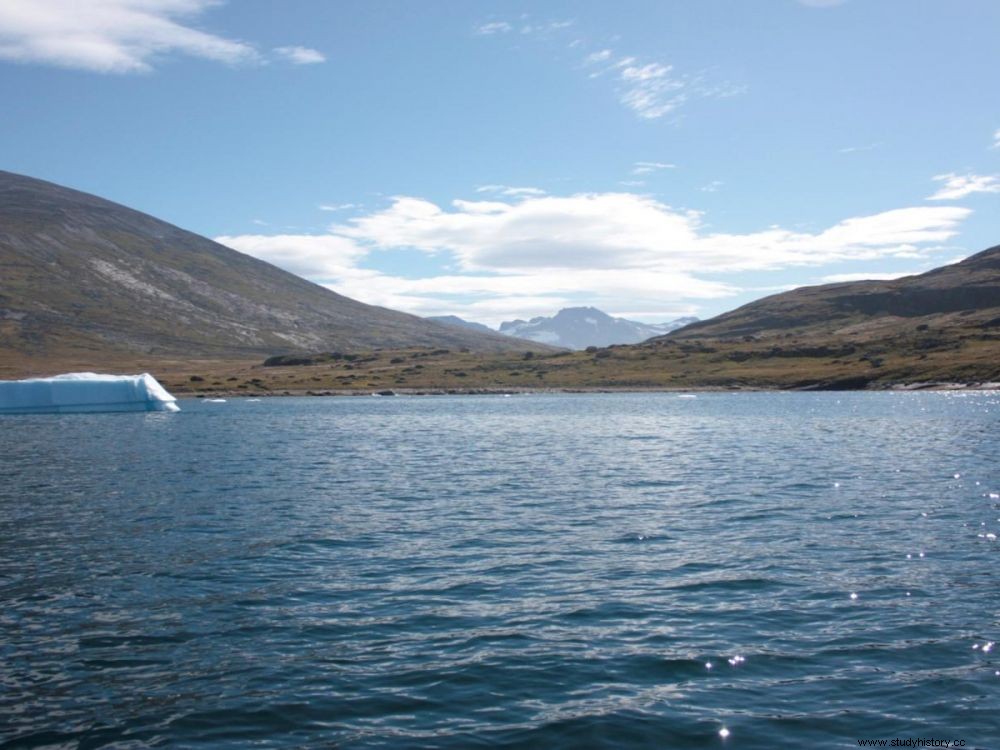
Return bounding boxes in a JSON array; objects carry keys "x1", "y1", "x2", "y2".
[
  {"x1": 0, "y1": 170, "x2": 543, "y2": 367},
  {"x1": 407, "y1": 249, "x2": 1000, "y2": 389},
  {"x1": 162, "y1": 245, "x2": 1000, "y2": 394},
  {"x1": 499, "y1": 307, "x2": 698, "y2": 349},
  {"x1": 428, "y1": 307, "x2": 698, "y2": 349}
]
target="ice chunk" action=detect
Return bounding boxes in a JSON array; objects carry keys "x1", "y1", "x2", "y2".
[{"x1": 0, "y1": 373, "x2": 179, "y2": 414}]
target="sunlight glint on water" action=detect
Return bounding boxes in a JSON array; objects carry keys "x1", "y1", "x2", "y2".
[{"x1": 1, "y1": 392, "x2": 998, "y2": 749}]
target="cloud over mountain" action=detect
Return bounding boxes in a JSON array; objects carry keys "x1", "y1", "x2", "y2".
[{"x1": 218, "y1": 192, "x2": 970, "y2": 326}]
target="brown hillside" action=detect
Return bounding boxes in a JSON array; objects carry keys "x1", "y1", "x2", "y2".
[{"x1": 0, "y1": 170, "x2": 547, "y2": 363}]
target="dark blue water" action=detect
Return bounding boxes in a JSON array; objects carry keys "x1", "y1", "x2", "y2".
[{"x1": 2, "y1": 393, "x2": 999, "y2": 749}]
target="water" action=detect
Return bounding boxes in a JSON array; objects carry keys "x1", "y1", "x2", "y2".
[{"x1": 2, "y1": 392, "x2": 999, "y2": 749}]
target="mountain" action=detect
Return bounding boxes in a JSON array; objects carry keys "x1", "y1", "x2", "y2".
[
  {"x1": 132, "y1": 247, "x2": 1000, "y2": 394},
  {"x1": 0, "y1": 170, "x2": 544, "y2": 365},
  {"x1": 498, "y1": 307, "x2": 698, "y2": 349},
  {"x1": 665, "y1": 247, "x2": 1000, "y2": 341},
  {"x1": 581, "y1": 246, "x2": 1000, "y2": 387},
  {"x1": 425, "y1": 315, "x2": 495, "y2": 334}
]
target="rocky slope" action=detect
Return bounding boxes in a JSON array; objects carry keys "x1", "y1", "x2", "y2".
[
  {"x1": 425, "y1": 315, "x2": 495, "y2": 334},
  {"x1": 666, "y1": 246, "x2": 1000, "y2": 341},
  {"x1": 0, "y1": 171, "x2": 542, "y2": 362}
]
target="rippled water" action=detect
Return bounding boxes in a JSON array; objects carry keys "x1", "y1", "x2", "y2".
[{"x1": 2, "y1": 393, "x2": 999, "y2": 749}]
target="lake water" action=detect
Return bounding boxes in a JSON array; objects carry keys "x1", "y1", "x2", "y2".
[{"x1": 2, "y1": 393, "x2": 999, "y2": 749}]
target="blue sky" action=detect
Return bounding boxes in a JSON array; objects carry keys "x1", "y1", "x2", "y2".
[{"x1": 1, "y1": 0, "x2": 998, "y2": 326}]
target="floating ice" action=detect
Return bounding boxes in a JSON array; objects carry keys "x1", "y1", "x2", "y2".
[{"x1": 0, "y1": 373, "x2": 179, "y2": 414}]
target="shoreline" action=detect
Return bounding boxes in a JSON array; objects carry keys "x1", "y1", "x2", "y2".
[{"x1": 176, "y1": 381, "x2": 1000, "y2": 398}]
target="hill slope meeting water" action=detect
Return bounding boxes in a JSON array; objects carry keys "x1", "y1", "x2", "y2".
[
  {"x1": 156, "y1": 245, "x2": 1000, "y2": 397},
  {"x1": 0, "y1": 170, "x2": 544, "y2": 374},
  {"x1": 539, "y1": 246, "x2": 1000, "y2": 389}
]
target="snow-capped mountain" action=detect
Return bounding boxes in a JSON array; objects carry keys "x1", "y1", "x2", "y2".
[{"x1": 498, "y1": 307, "x2": 698, "y2": 349}]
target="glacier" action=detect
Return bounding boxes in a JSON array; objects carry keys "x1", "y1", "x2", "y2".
[{"x1": 0, "y1": 373, "x2": 180, "y2": 414}]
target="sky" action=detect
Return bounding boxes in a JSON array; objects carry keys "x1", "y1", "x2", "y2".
[{"x1": 1, "y1": 0, "x2": 998, "y2": 327}]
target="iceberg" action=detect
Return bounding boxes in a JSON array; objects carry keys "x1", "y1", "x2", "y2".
[{"x1": 0, "y1": 372, "x2": 180, "y2": 414}]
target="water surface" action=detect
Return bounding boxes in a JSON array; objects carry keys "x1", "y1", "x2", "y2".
[{"x1": 2, "y1": 393, "x2": 998, "y2": 748}]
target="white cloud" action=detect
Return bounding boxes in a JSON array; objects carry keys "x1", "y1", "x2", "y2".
[
  {"x1": 820, "y1": 271, "x2": 917, "y2": 283},
  {"x1": 992, "y1": 129, "x2": 1000, "y2": 150},
  {"x1": 213, "y1": 233, "x2": 367, "y2": 280},
  {"x1": 617, "y1": 61, "x2": 686, "y2": 119},
  {"x1": 519, "y1": 20, "x2": 574, "y2": 36},
  {"x1": 700, "y1": 180, "x2": 724, "y2": 193},
  {"x1": 0, "y1": 0, "x2": 261, "y2": 73},
  {"x1": 632, "y1": 161, "x2": 676, "y2": 175},
  {"x1": 586, "y1": 49, "x2": 612, "y2": 64},
  {"x1": 474, "y1": 21, "x2": 512, "y2": 35},
  {"x1": 273, "y1": 45, "x2": 324, "y2": 65},
  {"x1": 839, "y1": 143, "x2": 879, "y2": 154},
  {"x1": 217, "y1": 192, "x2": 971, "y2": 325},
  {"x1": 583, "y1": 48, "x2": 740, "y2": 121},
  {"x1": 475, "y1": 185, "x2": 546, "y2": 197},
  {"x1": 927, "y1": 173, "x2": 1000, "y2": 201},
  {"x1": 479, "y1": 18, "x2": 740, "y2": 121},
  {"x1": 318, "y1": 203, "x2": 357, "y2": 212}
]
